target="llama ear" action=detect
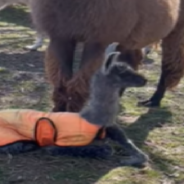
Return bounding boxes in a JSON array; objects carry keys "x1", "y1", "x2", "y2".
[
  {"x1": 102, "y1": 42, "x2": 121, "y2": 74},
  {"x1": 102, "y1": 52, "x2": 121, "y2": 74},
  {"x1": 104, "y1": 42, "x2": 119, "y2": 56}
]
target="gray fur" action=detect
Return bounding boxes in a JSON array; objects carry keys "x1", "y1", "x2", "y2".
[
  {"x1": 79, "y1": 44, "x2": 149, "y2": 167},
  {"x1": 80, "y1": 46, "x2": 147, "y2": 126}
]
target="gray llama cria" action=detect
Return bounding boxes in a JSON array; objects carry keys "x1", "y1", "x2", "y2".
[{"x1": 0, "y1": 43, "x2": 148, "y2": 167}]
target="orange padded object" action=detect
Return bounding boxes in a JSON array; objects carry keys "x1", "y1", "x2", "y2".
[{"x1": 0, "y1": 109, "x2": 105, "y2": 147}]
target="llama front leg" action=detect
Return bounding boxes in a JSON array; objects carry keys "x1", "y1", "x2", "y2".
[
  {"x1": 0, "y1": 141, "x2": 39, "y2": 155},
  {"x1": 139, "y1": 23, "x2": 184, "y2": 107},
  {"x1": 66, "y1": 42, "x2": 106, "y2": 112},
  {"x1": 42, "y1": 144, "x2": 112, "y2": 159},
  {"x1": 106, "y1": 126, "x2": 149, "y2": 167},
  {"x1": 45, "y1": 38, "x2": 76, "y2": 112}
]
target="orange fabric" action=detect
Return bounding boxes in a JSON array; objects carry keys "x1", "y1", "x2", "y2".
[
  {"x1": 35, "y1": 118, "x2": 56, "y2": 146},
  {"x1": 0, "y1": 109, "x2": 105, "y2": 147}
]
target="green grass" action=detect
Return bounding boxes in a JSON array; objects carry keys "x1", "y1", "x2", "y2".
[{"x1": 0, "y1": 5, "x2": 184, "y2": 184}]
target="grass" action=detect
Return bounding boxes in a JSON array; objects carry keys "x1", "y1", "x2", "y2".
[{"x1": 0, "y1": 5, "x2": 184, "y2": 184}]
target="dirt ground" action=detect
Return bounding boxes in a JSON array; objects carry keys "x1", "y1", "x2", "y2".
[{"x1": 0, "y1": 5, "x2": 184, "y2": 184}]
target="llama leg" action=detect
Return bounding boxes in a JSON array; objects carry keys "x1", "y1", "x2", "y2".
[
  {"x1": 66, "y1": 42, "x2": 106, "y2": 112},
  {"x1": 0, "y1": 141, "x2": 40, "y2": 155},
  {"x1": 42, "y1": 145, "x2": 112, "y2": 159},
  {"x1": 45, "y1": 38, "x2": 76, "y2": 112},
  {"x1": 138, "y1": 23, "x2": 184, "y2": 107},
  {"x1": 106, "y1": 126, "x2": 148, "y2": 167}
]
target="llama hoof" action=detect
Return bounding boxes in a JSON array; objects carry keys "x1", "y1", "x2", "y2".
[
  {"x1": 24, "y1": 45, "x2": 38, "y2": 51},
  {"x1": 120, "y1": 153, "x2": 149, "y2": 168},
  {"x1": 24, "y1": 44, "x2": 42, "y2": 51},
  {"x1": 52, "y1": 106, "x2": 67, "y2": 112},
  {"x1": 137, "y1": 99, "x2": 160, "y2": 107},
  {"x1": 52, "y1": 108, "x2": 66, "y2": 112}
]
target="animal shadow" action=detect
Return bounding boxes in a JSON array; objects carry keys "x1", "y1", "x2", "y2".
[{"x1": 124, "y1": 107, "x2": 172, "y2": 147}]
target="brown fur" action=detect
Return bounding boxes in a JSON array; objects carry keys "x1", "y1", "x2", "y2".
[
  {"x1": 161, "y1": 22, "x2": 184, "y2": 89},
  {"x1": 30, "y1": 0, "x2": 184, "y2": 111}
]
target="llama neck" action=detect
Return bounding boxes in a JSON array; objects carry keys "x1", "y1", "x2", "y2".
[{"x1": 80, "y1": 72, "x2": 123, "y2": 127}]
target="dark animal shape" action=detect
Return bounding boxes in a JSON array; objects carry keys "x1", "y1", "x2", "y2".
[
  {"x1": 0, "y1": 43, "x2": 148, "y2": 167},
  {"x1": 29, "y1": 0, "x2": 184, "y2": 112}
]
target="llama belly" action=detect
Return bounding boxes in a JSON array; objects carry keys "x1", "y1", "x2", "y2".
[
  {"x1": 31, "y1": 0, "x2": 181, "y2": 46},
  {"x1": 123, "y1": 0, "x2": 181, "y2": 49},
  {"x1": 31, "y1": 0, "x2": 138, "y2": 42}
]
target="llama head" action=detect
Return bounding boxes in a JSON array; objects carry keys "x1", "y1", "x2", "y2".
[{"x1": 101, "y1": 44, "x2": 147, "y2": 88}]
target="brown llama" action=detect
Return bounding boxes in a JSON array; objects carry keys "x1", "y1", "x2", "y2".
[{"x1": 30, "y1": 0, "x2": 184, "y2": 112}]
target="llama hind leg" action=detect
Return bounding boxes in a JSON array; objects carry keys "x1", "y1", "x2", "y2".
[
  {"x1": 66, "y1": 42, "x2": 106, "y2": 112},
  {"x1": 138, "y1": 23, "x2": 184, "y2": 107},
  {"x1": 106, "y1": 126, "x2": 149, "y2": 167},
  {"x1": 45, "y1": 38, "x2": 76, "y2": 112}
]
